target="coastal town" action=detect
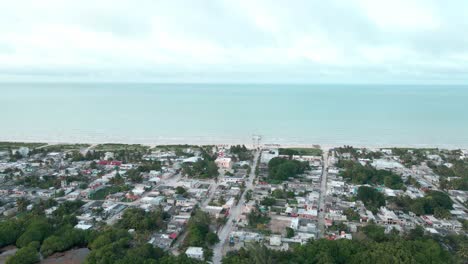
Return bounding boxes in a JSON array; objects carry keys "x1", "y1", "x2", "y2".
[{"x1": 0, "y1": 142, "x2": 467, "y2": 263}]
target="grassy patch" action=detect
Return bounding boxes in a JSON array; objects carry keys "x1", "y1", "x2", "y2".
[
  {"x1": 279, "y1": 148, "x2": 323, "y2": 156},
  {"x1": 89, "y1": 185, "x2": 131, "y2": 200},
  {"x1": 153, "y1": 144, "x2": 201, "y2": 151},
  {"x1": 41, "y1": 144, "x2": 90, "y2": 152},
  {"x1": 93, "y1": 144, "x2": 150, "y2": 152},
  {"x1": 0, "y1": 141, "x2": 47, "y2": 150}
]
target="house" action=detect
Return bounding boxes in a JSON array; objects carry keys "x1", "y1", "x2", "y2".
[
  {"x1": 376, "y1": 207, "x2": 399, "y2": 225},
  {"x1": 185, "y1": 247, "x2": 204, "y2": 260},
  {"x1": 75, "y1": 221, "x2": 93, "y2": 230},
  {"x1": 224, "y1": 175, "x2": 244, "y2": 183},
  {"x1": 270, "y1": 235, "x2": 282, "y2": 246},
  {"x1": 104, "y1": 152, "x2": 114, "y2": 160},
  {"x1": 204, "y1": 205, "x2": 225, "y2": 218},
  {"x1": 140, "y1": 196, "x2": 165, "y2": 205},
  {"x1": 297, "y1": 209, "x2": 318, "y2": 219},
  {"x1": 261, "y1": 149, "x2": 279, "y2": 163},
  {"x1": 215, "y1": 157, "x2": 232, "y2": 169}
]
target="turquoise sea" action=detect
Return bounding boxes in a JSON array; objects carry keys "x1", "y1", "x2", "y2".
[{"x1": 1, "y1": 83, "x2": 467, "y2": 148}]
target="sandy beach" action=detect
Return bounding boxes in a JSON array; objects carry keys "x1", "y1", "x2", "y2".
[{"x1": 0, "y1": 137, "x2": 465, "y2": 150}]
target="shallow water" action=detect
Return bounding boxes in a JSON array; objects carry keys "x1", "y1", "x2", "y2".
[{"x1": 1, "y1": 83, "x2": 467, "y2": 148}]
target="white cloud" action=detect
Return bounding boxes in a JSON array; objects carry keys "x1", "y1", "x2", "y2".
[
  {"x1": 355, "y1": 0, "x2": 441, "y2": 31},
  {"x1": 0, "y1": 0, "x2": 467, "y2": 83}
]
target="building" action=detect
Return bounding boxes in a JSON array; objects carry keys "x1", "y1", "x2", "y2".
[
  {"x1": 224, "y1": 175, "x2": 245, "y2": 183},
  {"x1": 185, "y1": 247, "x2": 204, "y2": 260},
  {"x1": 261, "y1": 149, "x2": 279, "y2": 163},
  {"x1": 270, "y1": 235, "x2": 282, "y2": 246},
  {"x1": 104, "y1": 152, "x2": 114, "y2": 160},
  {"x1": 215, "y1": 157, "x2": 232, "y2": 169},
  {"x1": 17, "y1": 147, "x2": 30, "y2": 157}
]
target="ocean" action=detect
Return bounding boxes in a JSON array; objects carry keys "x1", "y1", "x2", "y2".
[{"x1": 1, "y1": 83, "x2": 467, "y2": 148}]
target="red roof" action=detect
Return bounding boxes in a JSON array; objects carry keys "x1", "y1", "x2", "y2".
[
  {"x1": 97, "y1": 160, "x2": 109, "y2": 165},
  {"x1": 97, "y1": 160, "x2": 122, "y2": 166},
  {"x1": 169, "y1": 233, "x2": 178, "y2": 239}
]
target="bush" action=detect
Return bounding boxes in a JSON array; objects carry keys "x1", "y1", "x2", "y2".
[
  {"x1": 6, "y1": 243, "x2": 40, "y2": 264},
  {"x1": 268, "y1": 158, "x2": 309, "y2": 182},
  {"x1": 357, "y1": 186, "x2": 385, "y2": 213}
]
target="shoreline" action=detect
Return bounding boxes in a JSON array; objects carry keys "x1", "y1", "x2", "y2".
[{"x1": 0, "y1": 137, "x2": 466, "y2": 150}]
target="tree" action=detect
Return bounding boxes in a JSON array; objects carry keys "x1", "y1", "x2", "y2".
[
  {"x1": 343, "y1": 208, "x2": 360, "y2": 221},
  {"x1": 434, "y1": 207, "x2": 451, "y2": 219},
  {"x1": 268, "y1": 158, "x2": 309, "y2": 182},
  {"x1": 285, "y1": 227, "x2": 295, "y2": 238},
  {"x1": 40, "y1": 227, "x2": 87, "y2": 257},
  {"x1": 116, "y1": 208, "x2": 166, "y2": 232},
  {"x1": 176, "y1": 186, "x2": 187, "y2": 195},
  {"x1": 16, "y1": 218, "x2": 51, "y2": 248},
  {"x1": 337, "y1": 160, "x2": 404, "y2": 189},
  {"x1": 260, "y1": 197, "x2": 276, "y2": 206},
  {"x1": 245, "y1": 190, "x2": 253, "y2": 202},
  {"x1": 357, "y1": 186, "x2": 385, "y2": 213},
  {"x1": 6, "y1": 243, "x2": 40, "y2": 264},
  {"x1": 205, "y1": 232, "x2": 220, "y2": 246},
  {"x1": 16, "y1": 197, "x2": 29, "y2": 212},
  {"x1": 184, "y1": 210, "x2": 218, "y2": 248},
  {"x1": 362, "y1": 223, "x2": 386, "y2": 242},
  {"x1": 0, "y1": 219, "x2": 23, "y2": 247},
  {"x1": 407, "y1": 225, "x2": 425, "y2": 240}
]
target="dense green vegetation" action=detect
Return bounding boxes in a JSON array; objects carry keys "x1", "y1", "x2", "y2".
[
  {"x1": 6, "y1": 242, "x2": 40, "y2": 264},
  {"x1": 337, "y1": 160, "x2": 404, "y2": 189},
  {"x1": 357, "y1": 186, "x2": 385, "y2": 213},
  {"x1": 181, "y1": 152, "x2": 219, "y2": 179},
  {"x1": 16, "y1": 175, "x2": 61, "y2": 189},
  {"x1": 183, "y1": 210, "x2": 218, "y2": 260},
  {"x1": 334, "y1": 146, "x2": 383, "y2": 159},
  {"x1": 125, "y1": 161, "x2": 163, "y2": 183},
  {"x1": 391, "y1": 148, "x2": 432, "y2": 167},
  {"x1": 93, "y1": 144, "x2": 150, "y2": 152},
  {"x1": 40, "y1": 226, "x2": 88, "y2": 257},
  {"x1": 222, "y1": 225, "x2": 456, "y2": 264},
  {"x1": 343, "y1": 208, "x2": 360, "y2": 221},
  {"x1": 184, "y1": 210, "x2": 219, "y2": 247},
  {"x1": 430, "y1": 160, "x2": 468, "y2": 191},
  {"x1": 267, "y1": 157, "x2": 309, "y2": 182},
  {"x1": 85, "y1": 228, "x2": 202, "y2": 264},
  {"x1": 0, "y1": 142, "x2": 45, "y2": 151},
  {"x1": 247, "y1": 208, "x2": 270, "y2": 229},
  {"x1": 89, "y1": 185, "x2": 131, "y2": 200},
  {"x1": 388, "y1": 191, "x2": 454, "y2": 216},
  {"x1": 279, "y1": 148, "x2": 323, "y2": 157},
  {"x1": 271, "y1": 189, "x2": 295, "y2": 199},
  {"x1": 230, "y1": 145, "x2": 253, "y2": 161},
  {"x1": 68, "y1": 150, "x2": 101, "y2": 162},
  {"x1": 116, "y1": 208, "x2": 167, "y2": 232},
  {"x1": 37, "y1": 144, "x2": 90, "y2": 153},
  {"x1": 0, "y1": 200, "x2": 91, "y2": 263},
  {"x1": 0, "y1": 199, "x2": 204, "y2": 264},
  {"x1": 260, "y1": 197, "x2": 276, "y2": 206}
]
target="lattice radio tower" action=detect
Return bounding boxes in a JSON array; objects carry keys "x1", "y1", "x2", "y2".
[{"x1": 252, "y1": 134, "x2": 262, "y2": 149}]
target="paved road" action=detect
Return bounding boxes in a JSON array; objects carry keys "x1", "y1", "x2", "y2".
[
  {"x1": 212, "y1": 150, "x2": 260, "y2": 264},
  {"x1": 317, "y1": 149, "x2": 329, "y2": 238}
]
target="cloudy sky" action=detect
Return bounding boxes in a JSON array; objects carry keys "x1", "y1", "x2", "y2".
[{"x1": 1, "y1": 0, "x2": 467, "y2": 83}]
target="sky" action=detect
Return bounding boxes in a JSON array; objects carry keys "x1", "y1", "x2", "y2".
[{"x1": 0, "y1": 0, "x2": 467, "y2": 83}]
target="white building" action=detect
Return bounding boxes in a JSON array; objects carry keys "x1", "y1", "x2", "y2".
[
  {"x1": 104, "y1": 152, "x2": 115, "y2": 160},
  {"x1": 270, "y1": 235, "x2": 282, "y2": 246},
  {"x1": 185, "y1": 247, "x2": 204, "y2": 260},
  {"x1": 17, "y1": 147, "x2": 30, "y2": 157},
  {"x1": 261, "y1": 149, "x2": 279, "y2": 163}
]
